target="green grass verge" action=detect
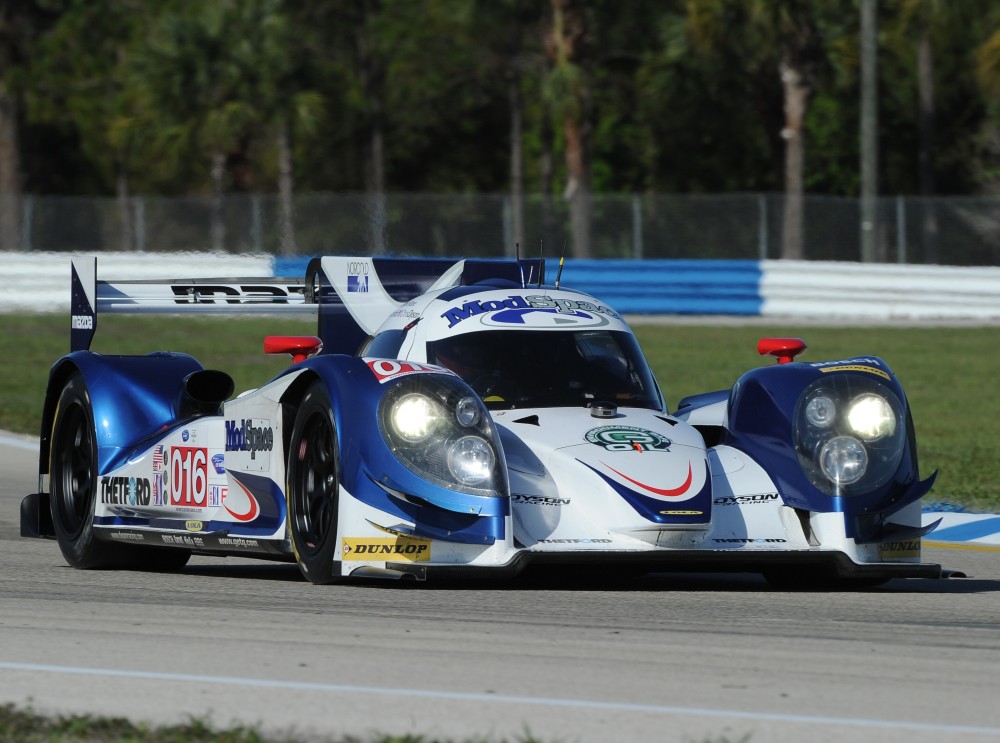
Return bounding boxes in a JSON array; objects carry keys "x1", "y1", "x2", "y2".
[
  {"x1": 0, "y1": 703, "x2": 561, "y2": 743},
  {"x1": 1, "y1": 314, "x2": 996, "y2": 509}
]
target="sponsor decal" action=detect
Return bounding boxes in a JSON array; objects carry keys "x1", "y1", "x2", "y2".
[
  {"x1": 108, "y1": 531, "x2": 145, "y2": 543},
  {"x1": 209, "y1": 484, "x2": 226, "y2": 508},
  {"x1": 602, "y1": 461, "x2": 694, "y2": 498},
  {"x1": 441, "y1": 294, "x2": 621, "y2": 329},
  {"x1": 659, "y1": 510, "x2": 704, "y2": 516},
  {"x1": 100, "y1": 476, "x2": 151, "y2": 506},
  {"x1": 161, "y1": 534, "x2": 206, "y2": 547},
  {"x1": 170, "y1": 283, "x2": 302, "y2": 305},
  {"x1": 71, "y1": 314, "x2": 93, "y2": 330},
  {"x1": 365, "y1": 358, "x2": 455, "y2": 384},
  {"x1": 347, "y1": 262, "x2": 370, "y2": 292},
  {"x1": 169, "y1": 446, "x2": 209, "y2": 508},
  {"x1": 714, "y1": 493, "x2": 780, "y2": 506},
  {"x1": 185, "y1": 520, "x2": 203, "y2": 532},
  {"x1": 811, "y1": 358, "x2": 890, "y2": 380},
  {"x1": 181, "y1": 429, "x2": 190, "y2": 442},
  {"x1": 585, "y1": 426, "x2": 671, "y2": 452},
  {"x1": 714, "y1": 538, "x2": 787, "y2": 544},
  {"x1": 342, "y1": 537, "x2": 431, "y2": 562},
  {"x1": 212, "y1": 453, "x2": 226, "y2": 474},
  {"x1": 879, "y1": 540, "x2": 921, "y2": 559},
  {"x1": 225, "y1": 419, "x2": 273, "y2": 461},
  {"x1": 217, "y1": 537, "x2": 260, "y2": 549},
  {"x1": 818, "y1": 364, "x2": 890, "y2": 380},
  {"x1": 512, "y1": 494, "x2": 570, "y2": 507},
  {"x1": 538, "y1": 538, "x2": 613, "y2": 544}
]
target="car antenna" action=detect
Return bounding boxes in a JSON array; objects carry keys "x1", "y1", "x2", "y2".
[
  {"x1": 515, "y1": 242, "x2": 525, "y2": 287},
  {"x1": 554, "y1": 241, "x2": 567, "y2": 289},
  {"x1": 537, "y1": 237, "x2": 544, "y2": 287}
]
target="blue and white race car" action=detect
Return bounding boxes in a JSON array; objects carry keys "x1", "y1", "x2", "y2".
[{"x1": 21, "y1": 256, "x2": 944, "y2": 587}]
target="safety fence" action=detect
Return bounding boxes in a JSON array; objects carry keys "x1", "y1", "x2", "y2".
[
  {"x1": 4, "y1": 252, "x2": 999, "y2": 321},
  {"x1": 3, "y1": 192, "x2": 1000, "y2": 266}
]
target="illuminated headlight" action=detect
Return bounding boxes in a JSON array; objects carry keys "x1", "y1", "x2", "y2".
[
  {"x1": 448, "y1": 436, "x2": 495, "y2": 485},
  {"x1": 378, "y1": 374, "x2": 505, "y2": 497},
  {"x1": 819, "y1": 436, "x2": 867, "y2": 485},
  {"x1": 794, "y1": 375, "x2": 905, "y2": 496},
  {"x1": 846, "y1": 393, "x2": 896, "y2": 441},
  {"x1": 391, "y1": 393, "x2": 440, "y2": 441}
]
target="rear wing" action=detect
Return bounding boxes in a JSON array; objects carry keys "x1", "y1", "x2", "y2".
[
  {"x1": 70, "y1": 257, "x2": 311, "y2": 352},
  {"x1": 70, "y1": 255, "x2": 545, "y2": 354}
]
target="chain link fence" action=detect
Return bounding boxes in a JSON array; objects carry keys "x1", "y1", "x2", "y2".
[{"x1": 2, "y1": 192, "x2": 999, "y2": 265}]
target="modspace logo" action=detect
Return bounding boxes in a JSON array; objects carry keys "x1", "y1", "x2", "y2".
[
  {"x1": 440, "y1": 294, "x2": 620, "y2": 328},
  {"x1": 225, "y1": 419, "x2": 274, "y2": 461}
]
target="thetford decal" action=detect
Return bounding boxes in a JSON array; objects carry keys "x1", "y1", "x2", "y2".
[
  {"x1": 585, "y1": 426, "x2": 671, "y2": 452},
  {"x1": 602, "y1": 461, "x2": 694, "y2": 498},
  {"x1": 365, "y1": 358, "x2": 456, "y2": 384},
  {"x1": 100, "y1": 476, "x2": 151, "y2": 506},
  {"x1": 441, "y1": 294, "x2": 621, "y2": 329}
]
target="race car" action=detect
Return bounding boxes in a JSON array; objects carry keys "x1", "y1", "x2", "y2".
[{"x1": 20, "y1": 255, "x2": 945, "y2": 587}]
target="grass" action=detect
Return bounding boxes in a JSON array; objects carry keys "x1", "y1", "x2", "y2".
[{"x1": 1, "y1": 314, "x2": 997, "y2": 509}]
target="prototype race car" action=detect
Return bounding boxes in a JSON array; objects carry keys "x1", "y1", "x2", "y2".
[{"x1": 21, "y1": 255, "x2": 945, "y2": 587}]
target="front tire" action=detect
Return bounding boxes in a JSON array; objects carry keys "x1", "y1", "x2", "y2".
[{"x1": 287, "y1": 381, "x2": 342, "y2": 584}]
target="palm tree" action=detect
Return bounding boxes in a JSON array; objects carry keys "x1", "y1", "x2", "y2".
[{"x1": 545, "y1": 0, "x2": 593, "y2": 258}]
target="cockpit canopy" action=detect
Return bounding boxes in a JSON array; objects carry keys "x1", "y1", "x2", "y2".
[{"x1": 425, "y1": 329, "x2": 663, "y2": 411}]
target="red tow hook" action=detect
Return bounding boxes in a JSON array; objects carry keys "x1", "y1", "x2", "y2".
[
  {"x1": 757, "y1": 337, "x2": 807, "y2": 365},
  {"x1": 264, "y1": 336, "x2": 324, "y2": 364}
]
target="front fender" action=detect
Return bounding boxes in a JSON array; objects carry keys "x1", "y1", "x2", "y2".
[
  {"x1": 42, "y1": 351, "x2": 205, "y2": 475},
  {"x1": 724, "y1": 356, "x2": 929, "y2": 534}
]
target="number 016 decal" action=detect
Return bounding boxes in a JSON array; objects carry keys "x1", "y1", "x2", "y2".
[{"x1": 170, "y1": 446, "x2": 209, "y2": 507}]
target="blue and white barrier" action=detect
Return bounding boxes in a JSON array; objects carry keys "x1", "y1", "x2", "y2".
[{"x1": 3, "y1": 252, "x2": 1000, "y2": 320}]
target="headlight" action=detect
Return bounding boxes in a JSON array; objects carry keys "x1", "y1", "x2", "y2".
[
  {"x1": 794, "y1": 376, "x2": 905, "y2": 496},
  {"x1": 448, "y1": 436, "x2": 495, "y2": 485},
  {"x1": 819, "y1": 436, "x2": 867, "y2": 485},
  {"x1": 846, "y1": 393, "x2": 896, "y2": 441},
  {"x1": 379, "y1": 374, "x2": 504, "y2": 497},
  {"x1": 390, "y1": 393, "x2": 441, "y2": 442}
]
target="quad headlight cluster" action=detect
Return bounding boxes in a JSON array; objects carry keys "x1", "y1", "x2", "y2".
[
  {"x1": 378, "y1": 375, "x2": 504, "y2": 497},
  {"x1": 794, "y1": 376, "x2": 905, "y2": 496}
]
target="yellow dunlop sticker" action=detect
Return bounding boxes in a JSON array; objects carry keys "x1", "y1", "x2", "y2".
[
  {"x1": 342, "y1": 537, "x2": 431, "y2": 562},
  {"x1": 878, "y1": 540, "x2": 921, "y2": 559},
  {"x1": 819, "y1": 364, "x2": 890, "y2": 380}
]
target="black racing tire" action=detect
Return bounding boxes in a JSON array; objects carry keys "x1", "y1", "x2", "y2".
[
  {"x1": 286, "y1": 381, "x2": 342, "y2": 584},
  {"x1": 49, "y1": 373, "x2": 129, "y2": 569}
]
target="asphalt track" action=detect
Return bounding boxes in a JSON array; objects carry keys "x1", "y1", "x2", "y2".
[{"x1": 2, "y1": 432, "x2": 1000, "y2": 743}]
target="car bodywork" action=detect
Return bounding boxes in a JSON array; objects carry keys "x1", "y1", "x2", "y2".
[{"x1": 21, "y1": 256, "x2": 944, "y2": 586}]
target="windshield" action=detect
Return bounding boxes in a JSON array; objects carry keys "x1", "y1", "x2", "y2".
[{"x1": 426, "y1": 330, "x2": 662, "y2": 411}]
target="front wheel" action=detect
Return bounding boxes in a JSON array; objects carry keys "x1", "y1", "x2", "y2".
[{"x1": 287, "y1": 381, "x2": 342, "y2": 584}]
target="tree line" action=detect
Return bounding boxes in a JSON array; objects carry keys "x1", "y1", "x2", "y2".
[{"x1": 2, "y1": 0, "x2": 1000, "y2": 257}]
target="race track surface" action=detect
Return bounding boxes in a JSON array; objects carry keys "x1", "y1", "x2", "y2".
[{"x1": 2, "y1": 432, "x2": 1000, "y2": 743}]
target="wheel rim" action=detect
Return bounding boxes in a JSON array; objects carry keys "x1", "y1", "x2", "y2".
[
  {"x1": 292, "y1": 409, "x2": 337, "y2": 555},
  {"x1": 54, "y1": 402, "x2": 95, "y2": 538}
]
